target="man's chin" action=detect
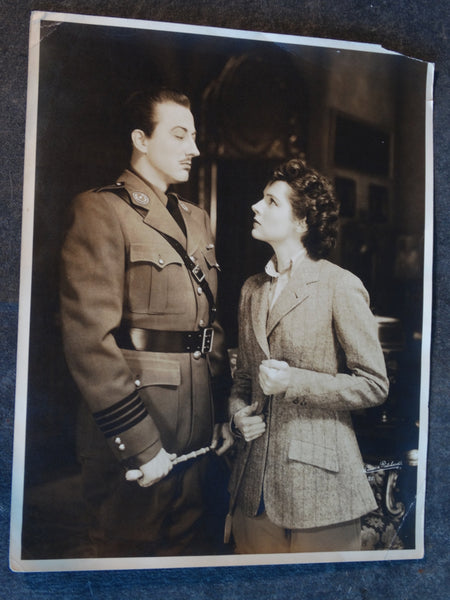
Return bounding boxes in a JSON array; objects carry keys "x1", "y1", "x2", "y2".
[{"x1": 179, "y1": 168, "x2": 191, "y2": 179}]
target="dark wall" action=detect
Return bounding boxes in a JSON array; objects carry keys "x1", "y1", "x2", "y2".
[{"x1": 26, "y1": 19, "x2": 428, "y2": 482}]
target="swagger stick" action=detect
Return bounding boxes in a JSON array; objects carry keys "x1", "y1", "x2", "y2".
[
  {"x1": 171, "y1": 445, "x2": 211, "y2": 465},
  {"x1": 223, "y1": 444, "x2": 251, "y2": 543},
  {"x1": 125, "y1": 446, "x2": 211, "y2": 481}
]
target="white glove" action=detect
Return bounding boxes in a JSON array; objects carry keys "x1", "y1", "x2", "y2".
[{"x1": 125, "y1": 447, "x2": 177, "y2": 487}]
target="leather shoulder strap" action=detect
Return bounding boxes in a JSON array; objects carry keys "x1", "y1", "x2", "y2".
[{"x1": 110, "y1": 186, "x2": 217, "y2": 325}]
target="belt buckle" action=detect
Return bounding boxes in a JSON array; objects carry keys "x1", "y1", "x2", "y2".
[
  {"x1": 201, "y1": 327, "x2": 214, "y2": 354},
  {"x1": 192, "y1": 264, "x2": 206, "y2": 283}
]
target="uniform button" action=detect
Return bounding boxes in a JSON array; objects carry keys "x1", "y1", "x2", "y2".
[
  {"x1": 199, "y1": 319, "x2": 205, "y2": 327},
  {"x1": 190, "y1": 255, "x2": 196, "y2": 261},
  {"x1": 135, "y1": 379, "x2": 141, "y2": 387},
  {"x1": 207, "y1": 244, "x2": 214, "y2": 249},
  {"x1": 197, "y1": 287, "x2": 203, "y2": 295},
  {"x1": 114, "y1": 437, "x2": 122, "y2": 445},
  {"x1": 158, "y1": 258, "x2": 164, "y2": 265},
  {"x1": 118, "y1": 443, "x2": 126, "y2": 451},
  {"x1": 193, "y1": 351, "x2": 202, "y2": 359}
]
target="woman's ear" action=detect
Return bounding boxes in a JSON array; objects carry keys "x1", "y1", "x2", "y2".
[
  {"x1": 295, "y1": 219, "x2": 307, "y2": 234},
  {"x1": 131, "y1": 129, "x2": 148, "y2": 153}
]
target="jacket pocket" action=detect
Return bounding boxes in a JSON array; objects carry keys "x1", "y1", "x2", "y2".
[
  {"x1": 288, "y1": 438, "x2": 339, "y2": 473},
  {"x1": 122, "y1": 350, "x2": 181, "y2": 450},
  {"x1": 123, "y1": 350, "x2": 181, "y2": 387},
  {"x1": 127, "y1": 242, "x2": 184, "y2": 314}
]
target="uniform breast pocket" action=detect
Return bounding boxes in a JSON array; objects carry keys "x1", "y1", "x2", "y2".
[
  {"x1": 127, "y1": 243, "x2": 185, "y2": 314},
  {"x1": 200, "y1": 245, "x2": 220, "y2": 291},
  {"x1": 202, "y1": 245, "x2": 220, "y2": 271}
]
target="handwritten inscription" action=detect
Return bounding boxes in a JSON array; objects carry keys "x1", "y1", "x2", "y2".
[{"x1": 365, "y1": 460, "x2": 403, "y2": 474}]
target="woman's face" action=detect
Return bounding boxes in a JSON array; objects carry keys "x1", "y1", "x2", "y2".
[{"x1": 251, "y1": 180, "x2": 302, "y2": 246}]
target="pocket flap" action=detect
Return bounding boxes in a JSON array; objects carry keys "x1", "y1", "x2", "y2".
[
  {"x1": 129, "y1": 242, "x2": 183, "y2": 267},
  {"x1": 122, "y1": 350, "x2": 181, "y2": 387},
  {"x1": 288, "y1": 439, "x2": 339, "y2": 473},
  {"x1": 202, "y1": 246, "x2": 220, "y2": 270}
]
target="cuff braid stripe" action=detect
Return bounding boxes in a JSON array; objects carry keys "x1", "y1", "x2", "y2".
[
  {"x1": 93, "y1": 390, "x2": 139, "y2": 418},
  {"x1": 103, "y1": 408, "x2": 149, "y2": 438},
  {"x1": 100, "y1": 404, "x2": 148, "y2": 435},
  {"x1": 94, "y1": 396, "x2": 142, "y2": 426},
  {"x1": 93, "y1": 392, "x2": 150, "y2": 437}
]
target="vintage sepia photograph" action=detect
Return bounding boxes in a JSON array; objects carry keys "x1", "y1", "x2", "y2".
[{"x1": 10, "y1": 11, "x2": 433, "y2": 571}]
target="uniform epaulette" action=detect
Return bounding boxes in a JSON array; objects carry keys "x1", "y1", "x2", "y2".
[{"x1": 93, "y1": 182, "x2": 125, "y2": 193}]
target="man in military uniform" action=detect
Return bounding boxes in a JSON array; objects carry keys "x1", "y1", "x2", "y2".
[{"x1": 60, "y1": 87, "x2": 233, "y2": 557}]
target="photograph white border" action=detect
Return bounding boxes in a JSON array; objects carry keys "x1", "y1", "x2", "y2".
[{"x1": 10, "y1": 10, "x2": 434, "y2": 572}]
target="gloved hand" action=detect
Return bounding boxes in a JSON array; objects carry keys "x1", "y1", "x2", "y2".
[{"x1": 125, "y1": 447, "x2": 177, "y2": 487}]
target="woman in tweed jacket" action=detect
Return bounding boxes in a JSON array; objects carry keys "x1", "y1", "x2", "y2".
[{"x1": 228, "y1": 159, "x2": 389, "y2": 554}]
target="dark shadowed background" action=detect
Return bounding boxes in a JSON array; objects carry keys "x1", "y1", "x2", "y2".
[{"x1": 1, "y1": 1, "x2": 449, "y2": 598}]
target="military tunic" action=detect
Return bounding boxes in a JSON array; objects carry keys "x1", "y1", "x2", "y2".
[{"x1": 60, "y1": 169, "x2": 228, "y2": 556}]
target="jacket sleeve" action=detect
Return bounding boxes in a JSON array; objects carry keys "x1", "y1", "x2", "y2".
[
  {"x1": 284, "y1": 270, "x2": 389, "y2": 411},
  {"x1": 60, "y1": 192, "x2": 162, "y2": 466}
]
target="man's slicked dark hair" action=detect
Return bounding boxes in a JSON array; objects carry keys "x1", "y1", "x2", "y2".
[
  {"x1": 269, "y1": 158, "x2": 340, "y2": 260},
  {"x1": 123, "y1": 87, "x2": 191, "y2": 138}
]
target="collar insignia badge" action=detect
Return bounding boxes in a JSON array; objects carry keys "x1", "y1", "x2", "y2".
[{"x1": 132, "y1": 191, "x2": 150, "y2": 206}]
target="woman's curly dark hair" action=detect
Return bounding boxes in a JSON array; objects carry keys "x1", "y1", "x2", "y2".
[{"x1": 269, "y1": 158, "x2": 340, "y2": 260}]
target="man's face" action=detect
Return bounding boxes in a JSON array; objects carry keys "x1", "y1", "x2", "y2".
[{"x1": 140, "y1": 101, "x2": 200, "y2": 190}]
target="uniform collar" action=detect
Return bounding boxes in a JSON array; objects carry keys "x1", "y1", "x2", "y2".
[
  {"x1": 124, "y1": 167, "x2": 169, "y2": 206},
  {"x1": 116, "y1": 169, "x2": 206, "y2": 252}
]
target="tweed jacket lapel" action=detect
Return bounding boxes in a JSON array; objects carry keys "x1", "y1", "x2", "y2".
[
  {"x1": 266, "y1": 255, "x2": 321, "y2": 338},
  {"x1": 251, "y1": 275, "x2": 272, "y2": 359}
]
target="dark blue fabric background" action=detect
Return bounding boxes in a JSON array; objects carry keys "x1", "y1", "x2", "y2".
[{"x1": 1, "y1": 1, "x2": 448, "y2": 598}]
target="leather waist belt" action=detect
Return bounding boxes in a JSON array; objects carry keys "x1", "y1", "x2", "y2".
[{"x1": 114, "y1": 325, "x2": 214, "y2": 354}]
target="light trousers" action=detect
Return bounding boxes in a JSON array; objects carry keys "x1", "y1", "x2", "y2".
[{"x1": 232, "y1": 506, "x2": 361, "y2": 554}]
